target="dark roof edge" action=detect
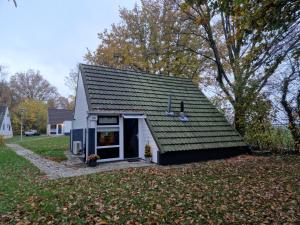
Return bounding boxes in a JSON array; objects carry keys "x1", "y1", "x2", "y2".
[
  {"x1": 79, "y1": 64, "x2": 92, "y2": 111},
  {"x1": 79, "y1": 63, "x2": 193, "y2": 83}
]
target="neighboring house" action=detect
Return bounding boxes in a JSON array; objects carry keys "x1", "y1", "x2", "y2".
[
  {"x1": 71, "y1": 64, "x2": 248, "y2": 165},
  {"x1": 47, "y1": 109, "x2": 73, "y2": 136},
  {"x1": 0, "y1": 106, "x2": 13, "y2": 138}
]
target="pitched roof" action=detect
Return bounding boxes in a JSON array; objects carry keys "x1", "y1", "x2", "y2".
[
  {"x1": 80, "y1": 64, "x2": 246, "y2": 153},
  {"x1": 48, "y1": 109, "x2": 73, "y2": 124},
  {"x1": 0, "y1": 106, "x2": 7, "y2": 126}
]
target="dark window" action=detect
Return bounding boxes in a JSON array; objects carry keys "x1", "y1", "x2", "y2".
[
  {"x1": 97, "y1": 131, "x2": 119, "y2": 146},
  {"x1": 50, "y1": 124, "x2": 56, "y2": 129},
  {"x1": 97, "y1": 116, "x2": 119, "y2": 125},
  {"x1": 97, "y1": 147, "x2": 119, "y2": 159}
]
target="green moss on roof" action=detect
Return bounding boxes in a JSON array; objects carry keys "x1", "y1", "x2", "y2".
[{"x1": 80, "y1": 64, "x2": 247, "y2": 153}]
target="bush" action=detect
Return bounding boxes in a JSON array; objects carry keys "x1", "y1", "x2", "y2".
[{"x1": 0, "y1": 135, "x2": 5, "y2": 146}]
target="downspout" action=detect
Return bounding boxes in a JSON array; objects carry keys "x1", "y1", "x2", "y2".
[{"x1": 85, "y1": 113, "x2": 89, "y2": 163}]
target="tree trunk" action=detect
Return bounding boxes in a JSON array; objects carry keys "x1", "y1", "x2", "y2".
[{"x1": 233, "y1": 103, "x2": 247, "y2": 136}]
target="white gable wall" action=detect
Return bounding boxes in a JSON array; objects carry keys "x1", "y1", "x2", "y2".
[
  {"x1": 0, "y1": 107, "x2": 13, "y2": 138},
  {"x1": 138, "y1": 118, "x2": 159, "y2": 163},
  {"x1": 73, "y1": 71, "x2": 89, "y2": 129}
]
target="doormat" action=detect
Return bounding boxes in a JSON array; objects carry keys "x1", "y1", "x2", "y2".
[{"x1": 126, "y1": 158, "x2": 140, "y2": 162}]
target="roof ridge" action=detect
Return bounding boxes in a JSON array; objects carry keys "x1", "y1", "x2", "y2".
[{"x1": 79, "y1": 63, "x2": 193, "y2": 82}]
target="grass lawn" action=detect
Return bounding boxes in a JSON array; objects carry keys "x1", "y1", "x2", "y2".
[
  {"x1": 0, "y1": 144, "x2": 299, "y2": 225},
  {"x1": 6, "y1": 135, "x2": 69, "y2": 162}
]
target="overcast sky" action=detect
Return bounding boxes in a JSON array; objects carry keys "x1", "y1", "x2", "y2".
[{"x1": 0, "y1": 0, "x2": 137, "y2": 97}]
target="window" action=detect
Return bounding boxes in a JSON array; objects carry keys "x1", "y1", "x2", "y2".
[
  {"x1": 50, "y1": 124, "x2": 56, "y2": 129},
  {"x1": 2, "y1": 124, "x2": 5, "y2": 130},
  {"x1": 97, "y1": 116, "x2": 119, "y2": 125},
  {"x1": 96, "y1": 116, "x2": 120, "y2": 159},
  {"x1": 97, "y1": 127, "x2": 119, "y2": 146}
]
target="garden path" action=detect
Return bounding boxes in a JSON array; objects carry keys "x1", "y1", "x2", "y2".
[{"x1": 7, "y1": 143, "x2": 151, "y2": 180}]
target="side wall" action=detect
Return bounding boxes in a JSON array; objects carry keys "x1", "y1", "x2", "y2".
[
  {"x1": 71, "y1": 71, "x2": 89, "y2": 152},
  {"x1": 0, "y1": 108, "x2": 13, "y2": 138},
  {"x1": 139, "y1": 118, "x2": 159, "y2": 163},
  {"x1": 63, "y1": 121, "x2": 72, "y2": 135},
  {"x1": 73, "y1": 71, "x2": 89, "y2": 130},
  {"x1": 158, "y1": 147, "x2": 250, "y2": 165}
]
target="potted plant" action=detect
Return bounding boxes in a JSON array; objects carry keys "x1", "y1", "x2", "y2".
[
  {"x1": 144, "y1": 144, "x2": 152, "y2": 163},
  {"x1": 87, "y1": 154, "x2": 99, "y2": 167}
]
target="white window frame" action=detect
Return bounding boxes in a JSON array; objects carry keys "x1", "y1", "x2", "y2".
[{"x1": 95, "y1": 116, "x2": 121, "y2": 162}]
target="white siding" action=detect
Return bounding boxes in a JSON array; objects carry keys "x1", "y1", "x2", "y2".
[
  {"x1": 73, "y1": 71, "x2": 89, "y2": 129},
  {"x1": 139, "y1": 118, "x2": 159, "y2": 163},
  {"x1": 0, "y1": 108, "x2": 13, "y2": 138},
  {"x1": 63, "y1": 121, "x2": 72, "y2": 134}
]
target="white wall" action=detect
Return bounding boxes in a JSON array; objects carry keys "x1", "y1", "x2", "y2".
[
  {"x1": 63, "y1": 121, "x2": 72, "y2": 134},
  {"x1": 139, "y1": 118, "x2": 159, "y2": 163},
  {"x1": 0, "y1": 107, "x2": 13, "y2": 138},
  {"x1": 73, "y1": 71, "x2": 89, "y2": 129}
]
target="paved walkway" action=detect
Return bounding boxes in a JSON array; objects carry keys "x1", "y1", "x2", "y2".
[{"x1": 7, "y1": 144, "x2": 151, "y2": 180}]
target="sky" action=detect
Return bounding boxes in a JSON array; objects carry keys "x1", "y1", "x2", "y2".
[{"x1": 0, "y1": 0, "x2": 137, "y2": 97}]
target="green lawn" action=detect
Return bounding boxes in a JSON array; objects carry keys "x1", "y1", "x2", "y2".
[
  {"x1": 0, "y1": 144, "x2": 299, "y2": 224},
  {"x1": 6, "y1": 135, "x2": 69, "y2": 162}
]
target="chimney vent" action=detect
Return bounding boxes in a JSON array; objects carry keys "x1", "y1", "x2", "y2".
[
  {"x1": 179, "y1": 100, "x2": 188, "y2": 122},
  {"x1": 166, "y1": 96, "x2": 174, "y2": 116}
]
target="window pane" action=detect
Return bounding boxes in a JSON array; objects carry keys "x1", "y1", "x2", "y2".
[
  {"x1": 50, "y1": 124, "x2": 56, "y2": 129},
  {"x1": 97, "y1": 131, "x2": 119, "y2": 146},
  {"x1": 98, "y1": 116, "x2": 119, "y2": 125},
  {"x1": 97, "y1": 147, "x2": 119, "y2": 159}
]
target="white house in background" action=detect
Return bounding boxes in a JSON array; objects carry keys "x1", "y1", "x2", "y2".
[
  {"x1": 47, "y1": 109, "x2": 73, "y2": 136},
  {"x1": 0, "y1": 106, "x2": 13, "y2": 138}
]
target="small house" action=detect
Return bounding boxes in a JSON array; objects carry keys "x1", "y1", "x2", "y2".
[
  {"x1": 47, "y1": 109, "x2": 73, "y2": 136},
  {"x1": 71, "y1": 64, "x2": 248, "y2": 165},
  {"x1": 0, "y1": 106, "x2": 13, "y2": 138}
]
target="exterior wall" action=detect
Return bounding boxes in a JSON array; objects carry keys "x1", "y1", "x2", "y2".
[
  {"x1": 158, "y1": 147, "x2": 250, "y2": 165},
  {"x1": 46, "y1": 124, "x2": 51, "y2": 135},
  {"x1": 63, "y1": 121, "x2": 72, "y2": 134},
  {"x1": 139, "y1": 118, "x2": 159, "y2": 163},
  {"x1": 73, "y1": 71, "x2": 88, "y2": 130},
  {"x1": 0, "y1": 108, "x2": 13, "y2": 138},
  {"x1": 75, "y1": 113, "x2": 161, "y2": 164},
  {"x1": 47, "y1": 123, "x2": 65, "y2": 136},
  {"x1": 71, "y1": 129, "x2": 84, "y2": 154}
]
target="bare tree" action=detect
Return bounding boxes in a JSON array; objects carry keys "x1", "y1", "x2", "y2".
[
  {"x1": 8, "y1": 0, "x2": 17, "y2": 7},
  {"x1": 10, "y1": 70, "x2": 59, "y2": 102},
  {"x1": 0, "y1": 65, "x2": 12, "y2": 106},
  {"x1": 64, "y1": 66, "x2": 79, "y2": 96},
  {"x1": 179, "y1": 0, "x2": 300, "y2": 135},
  {"x1": 280, "y1": 56, "x2": 300, "y2": 150}
]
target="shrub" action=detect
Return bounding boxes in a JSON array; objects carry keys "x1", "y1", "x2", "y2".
[
  {"x1": 144, "y1": 144, "x2": 152, "y2": 158},
  {"x1": 0, "y1": 135, "x2": 5, "y2": 146}
]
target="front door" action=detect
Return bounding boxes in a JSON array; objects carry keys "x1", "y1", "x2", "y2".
[
  {"x1": 57, "y1": 124, "x2": 62, "y2": 134},
  {"x1": 124, "y1": 119, "x2": 139, "y2": 158}
]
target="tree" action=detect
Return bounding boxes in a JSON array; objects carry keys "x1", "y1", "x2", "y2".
[
  {"x1": 280, "y1": 56, "x2": 300, "y2": 151},
  {"x1": 65, "y1": 67, "x2": 79, "y2": 96},
  {"x1": 8, "y1": 0, "x2": 17, "y2": 7},
  {"x1": 0, "y1": 65, "x2": 12, "y2": 106},
  {"x1": 85, "y1": 0, "x2": 208, "y2": 81},
  {"x1": 10, "y1": 69, "x2": 59, "y2": 102},
  {"x1": 180, "y1": 0, "x2": 300, "y2": 135},
  {"x1": 12, "y1": 99, "x2": 47, "y2": 134}
]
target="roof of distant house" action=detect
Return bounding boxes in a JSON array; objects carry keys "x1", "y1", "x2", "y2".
[
  {"x1": 79, "y1": 64, "x2": 246, "y2": 153},
  {"x1": 48, "y1": 109, "x2": 73, "y2": 124}
]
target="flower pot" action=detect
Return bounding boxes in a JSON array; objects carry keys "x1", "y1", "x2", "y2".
[
  {"x1": 88, "y1": 160, "x2": 97, "y2": 167},
  {"x1": 145, "y1": 157, "x2": 152, "y2": 163}
]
